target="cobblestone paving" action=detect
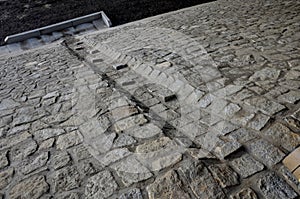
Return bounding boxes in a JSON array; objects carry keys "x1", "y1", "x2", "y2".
[{"x1": 0, "y1": 0, "x2": 300, "y2": 198}]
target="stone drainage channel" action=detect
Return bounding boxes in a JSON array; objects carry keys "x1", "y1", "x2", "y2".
[{"x1": 0, "y1": 11, "x2": 112, "y2": 54}]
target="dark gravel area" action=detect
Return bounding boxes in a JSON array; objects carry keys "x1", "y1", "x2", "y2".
[{"x1": 0, "y1": 0, "x2": 214, "y2": 45}]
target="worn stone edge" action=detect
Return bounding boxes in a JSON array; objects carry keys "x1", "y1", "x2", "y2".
[{"x1": 4, "y1": 11, "x2": 111, "y2": 44}]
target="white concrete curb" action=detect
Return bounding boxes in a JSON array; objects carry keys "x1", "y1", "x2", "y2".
[{"x1": 4, "y1": 11, "x2": 111, "y2": 44}]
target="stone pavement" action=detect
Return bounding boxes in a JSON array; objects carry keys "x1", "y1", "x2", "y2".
[{"x1": 0, "y1": 0, "x2": 300, "y2": 198}]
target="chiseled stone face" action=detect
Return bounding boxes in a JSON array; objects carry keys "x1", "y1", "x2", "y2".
[
  {"x1": 257, "y1": 172, "x2": 298, "y2": 199},
  {"x1": 147, "y1": 170, "x2": 190, "y2": 199},
  {"x1": 9, "y1": 175, "x2": 49, "y2": 199},
  {"x1": 85, "y1": 170, "x2": 118, "y2": 199}
]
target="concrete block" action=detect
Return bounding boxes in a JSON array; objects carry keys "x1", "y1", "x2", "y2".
[
  {"x1": 39, "y1": 20, "x2": 73, "y2": 34},
  {"x1": 72, "y1": 12, "x2": 101, "y2": 26},
  {"x1": 4, "y1": 30, "x2": 40, "y2": 44},
  {"x1": 93, "y1": 19, "x2": 106, "y2": 30},
  {"x1": 101, "y1": 11, "x2": 112, "y2": 27}
]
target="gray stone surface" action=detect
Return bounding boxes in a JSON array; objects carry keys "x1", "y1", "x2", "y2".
[
  {"x1": 0, "y1": 0, "x2": 299, "y2": 197},
  {"x1": 119, "y1": 188, "x2": 143, "y2": 199},
  {"x1": 147, "y1": 170, "x2": 190, "y2": 199},
  {"x1": 247, "y1": 139, "x2": 285, "y2": 167},
  {"x1": 85, "y1": 170, "x2": 118, "y2": 199},
  {"x1": 230, "y1": 154, "x2": 264, "y2": 178},
  {"x1": 9, "y1": 175, "x2": 49, "y2": 199},
  {"x1": 257, "y1": 172, "x2": 298, "y2": 199}
]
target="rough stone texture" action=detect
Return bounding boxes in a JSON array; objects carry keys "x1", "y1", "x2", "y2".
[
  {"x1": 0, "y1": 0, "x2": 300, "y2": 197},
  {"x1": 111, "y1": 156, "x2": 153, "y2": 186},
  {"x1": 51, "y1": 166, "x2": 81, "y2": 192},
  {"x1": 9, "y1": 175, "x2": 49, "y2": 199},
  {"x1": 208, "y1": 164, "x2": 239, "y2": 188},
  {"x1": 19, "y1": 152, "x2": 49, "y2": 174},
  {"x1": 0, "y1": 152, "x2": 8, "y2": 169},
  {"x1": 119, "y1": 188, "x2": 143, "y2": 199},
  {"x1": 114, "y1": 114, "x2": 147, "y2": 132},
  {"x1": 230, "y1": 154, "x2": 264, "y2": 178},
  {"x1": 177, "y1": 160, "x2": 225, "y2": 198},
  {"x1": 263, "y1": 123, "x2": 300, "y2": 152},
  {"x1": 0, "y1": 168, "x2": 14, "y2": 189},
  {"x1": 247, "y1": 139, "x2": 285, "y2": 167},
  {"x1": 85, "y1": 170, "x2": 118, "y2": 199},
  {"x1": 230, "y1": 188, "x2": 258, "y2": 199},
  {"x1": 51, "y1": 151, "x2": 71, "y2": 170},
  {"x1": 147, "y1": 170, "x2": 190, "y2": 199},
  {"x1": 257, "y1": 172, "x2": 298, "y2": 199},
  {"x1": 56, "y1": 130, "x2": 83, "y2": 150}
]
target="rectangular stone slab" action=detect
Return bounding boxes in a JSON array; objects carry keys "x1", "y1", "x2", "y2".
[{"x1": 283, "y1": 147, "x2": 300, "y2": 172}]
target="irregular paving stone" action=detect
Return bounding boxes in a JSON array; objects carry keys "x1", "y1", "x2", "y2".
[
  {"x1": 279, "y1": 165, "x2": 300, "y2": 191},
  {"x1": 0, "y1": 152, "x2": 9, "y2": 169},
  {"x1": 257, "y1": 172, "x2": 298, "y2": 199},
  {"x1": 85, "y1": 170, "x2": 118, "y2": 199},
  {"x1": 263, "y1": 123, "x2": 300, "y2": 152},
  {"x1": 0, "y1": 131, "x2": 31, "y2": 151},
  {"x1": 39, "y1": 138, "x2": 55, "y2": 150},
  {"x1": 244, "y1": 97, "x2": 285, "y2": 115},
  {"x1": 230, "y1": 188, "x2": 258, "y2": 199},
  {"x1": 56, "y1": 193, "x2": 80, "y2": 199},
  {"x1": 20, "y1": 152, "x2": 49, "y2": 174},
  {"x1": 33, "y1": 128, "x2": 65, "y2": 142},
  {"x1": 278, "y1": 90, "x2": 300, "y2": 104},
  {"x1": 208, "y1": 164, "x2": 239, "y2": 188},
  {"x1": 89, "y1": 133, "x2": 116, "y2": 154},
  {"x1": 110, "y1": 106, "x2": 139, "y2": 121},
  {"x1": 155, "y1": 61, "x2": 172, "y2": 68},
  {"x1": 249, "y1": 67, "x2": 280, "y2": 81},
  {"x1": 0, "y1": 116, "x2": 12, "y2": 128},
  {"x1": 119, "y1": 188, "x2": 143, "y2": 199},
  {"x1": 56, "y1": 130, "x2": 83, "y2": 150},
  {"x1": 230, "y1": 154, "x2": 264, "y2": 178},
  {"x1": 113, "y1": 134, "x2": 136, "y2": 147},
  {"x1": 136, "y1": 137, "x2": 173, "y2": 153},
  {"x1": 214, "y1": 137, "x2": 242, "y2": 160},
  {"x1": 188, "y1": 148, "x2": 216, "y2": 159},
  {"x1": 0, "y1": 98, "x2": 20, "y2": 111},
  {"x1": 247, "y1": 113, "x2": 270, "y2": 131},
  {"x1": 247, "y1": 139, "x2": 285, "y2": 167},
  {"x1": 231, "y1": 111, "x2": 255, "y2": 126},
  {"x1": 128, "y1": 123, "x2": 162, "y2": 139},
  {"x1": 8, "y1": 123, "x2": 30, "y2": 136},
  {"x1": 9, "y1": 175, "x2": 49, "y2": 199},
  {"x1": 51, "y1": 151, "x2": 71, "y2": 170},
  {"x1": 147, "y1": 170, "x2": 190, "y2": 199},
  {"x1": 51, "y1": 166, "x2": 81, "y2": 192},
  {"x1": 222, "y1": 103, "x2": 241, "y2": 117},
  {"x1": 114, "y1": 114, "x2": 147, "y2": 132},
  {"x1": 213, "y1": 121, "x2": 239, "y2": 136},
  {"x1": 42, "y1": 112, "x2": 73, "y2": 125},
  {"x1": 99, "y1": 148, "x2": 131, "y2": 166},
  {"x1": 178, "y1": 160, "x2": 225, "y2": 198},
  {"x1": 111, "y1": 156, "x2": 152, "y2": 186},
  {"x1": 10, "y1": 139, "x2": 38, "y2": 161},
  {"x1": 0, "y1": 168, "x2": 14, "y2": 189},
  {"x1": 229, "y1": 128, "x2": 258, "y2": 144},
  {"x1": 77, "y1": 158, "x2": 102, "y2": 176},
  {"x1": 71, "y1": 145, "x2": 92, "y2": 161},
  {"x1": 137, "y1": 148, "x2": 182, "y2": 172}
]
